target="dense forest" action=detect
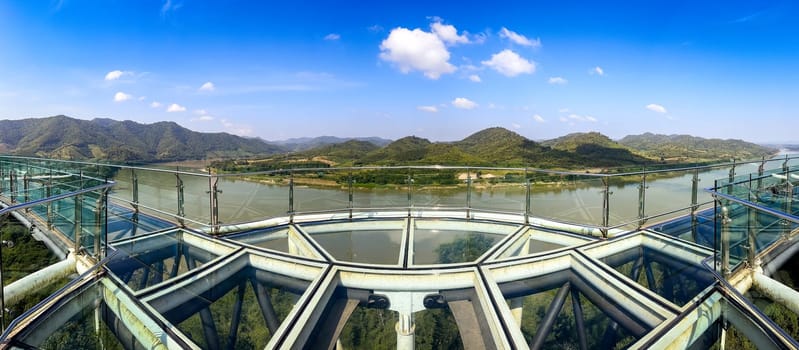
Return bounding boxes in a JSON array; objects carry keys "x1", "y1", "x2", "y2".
[
  {"x1": 0, "y1": 116, "x2": 776, "y2": 168},
  {"x1": 213, "y1": 127, "x2": 776, "y2": 174}
]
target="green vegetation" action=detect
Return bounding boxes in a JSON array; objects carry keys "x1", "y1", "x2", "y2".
[
  {"x1": 0, "y1": 219, "x2": 67, "y2": 323},
  {"x1": 619, "y1": 132, "x2": 775, "y2": 162},
  {"x1": 212, "y1": 127, "x2": 776, "y2": 179},
  {"x1": 0, "y1": 115, "x2": 283, "y2": 162}
]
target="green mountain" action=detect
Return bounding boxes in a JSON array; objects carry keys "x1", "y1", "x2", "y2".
[
  {"x1": 358, "y1": 136, "x2": 434, "y2": 164},
  {"x1": 619, "y1": 133, "x2": 776, "y2": 161},
  {"x1": 297, "y1": 140, "x2": 381, "y2": 163},
  {"x1": 541, "y1": 132, "x2": 651, "y2": 166},
  {"x1": 0, "y1": 115, "x2": 284, "y2": 162},
  {"x1": 296, "y1": 127, "x2": 648, "y2": 168},
  {"x1": 272, "y1": 136, "x2": 392, "y2": 151}
]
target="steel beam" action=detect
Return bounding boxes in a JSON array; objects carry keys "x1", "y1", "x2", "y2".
[{"x1": 530, "y1": 282, "x2": 570, "y2": 349}]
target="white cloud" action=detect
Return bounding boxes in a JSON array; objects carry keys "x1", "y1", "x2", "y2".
[
  {"x1": 558, "y1": 108, "x2": 570, "y2": 113},
  {"x1": 368, "y1": 24, "x2": 384, "y2": 32},
  {"x1": 533, "y1": 114, "x2": 546, "y2": 123},
  {"x1": 499, "y1": 27, "x2": 541, "y2": 47},
  {"x1": 191, "y1": 115, "x2": 214, "y2": 122},
  {"x1": 113, "y1": 92, "x2": 132, "y2": 102},
  {"x1": 167, "y1": 103, "x2": 186, "y2": 112},
  {"x1": 562, "y1": 113, "x2": 598, "y2": 123},
  {"x1": 482, "y1": 49, "x2": 535, "y2": 77},
  {"x1": 592, "y1": 66, "x2": 604, "y2": 76},
  {"x1": 417, "y1": 105, "x2": 438, "y2": 113},
  {"x1": 452, "y1": 97, "x2": 477, "y2": 110},
  {"x1": 468, "y1": 74, "x2": 481, "y2": 82},
  {"x1": 512, "y1": 123, "x2": 521, "y2": 129},
  {"x1": 324, "y1": 33, "x2": 340, "y2": 41},
  {"x1": 150, "y1": 101, "x2": 162, "y2": 108},
  {"x1": 199, "y1": 81, "x2": 215, "y2": 91},
  {"x1": 138, "y1": 96, "x2": 147, "y2": 101},
  {"x1": 646, "y1": 103, "x2": 667, "y2": 114},
  {"x1": 548, "y1": 77, "x2": 568, "y2": 85},
  {"x1": 160, "y1": 0, "x2": 182, "y2": 18},
  {"x1": 430, "y1": 21, "x2": 469, "y2": 45},
  {"x1": 379, "y1": 27, "x2": 456, "y2": 79},
  {"x1": 105, "y1": 70, "x2": 131, "y2": 81},
  {"x1": 194, "y1": 109, "x2": 207, "y2": 115}
]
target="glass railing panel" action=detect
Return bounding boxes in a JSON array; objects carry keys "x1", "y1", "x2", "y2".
[
  {"x1": 292, "y1": 174, "x2": 350, "y2": 214},
  {"x1": 529, "y1": 174, "x2": 605, "y2": 228},
  {"x1": 216, "y1": 173, "x2": 288, "y2": 225},
  {"x1": 349, "y1": 168, "x2": 411, "y2": 209},
  {"x1": 178, "y1": 172, "x2": 211, "y2": 228},
  {"x1": 106, "y1": 204, "x2": 176, "y2": 241},
  {"x1": 128, "y1": 168, "x2": 180, "y2": 219},
  {"x1": 469, "y1": 170, "x2": 527, "y2": 214},
  {"x1": 410, "y1": 168, "x2": 468, "y2": 209}
]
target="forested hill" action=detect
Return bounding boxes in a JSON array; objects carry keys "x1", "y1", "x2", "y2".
[
  {"x1": 0, "y1": 115, "x2": 283, "y2": 162},
  {"x1": 0, "y1": 116, "x2": 776, "y2": 167},
  {"x1": 619, "y1": 133, "x2": 776, "y2": 162},
  {"x1": 217, "y1": 127, "x2": 777, "y2": 172}
]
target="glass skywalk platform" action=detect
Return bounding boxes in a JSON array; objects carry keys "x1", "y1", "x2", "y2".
[{"x1": 1, "y1": 155, "x2": 799, "y2": 349}]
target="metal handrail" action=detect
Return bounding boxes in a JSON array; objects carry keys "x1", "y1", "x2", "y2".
[{"x1": 3, "y1": 154, "x2": 799, "y2": 179}]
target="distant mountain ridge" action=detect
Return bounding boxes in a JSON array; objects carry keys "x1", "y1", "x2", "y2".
[
  {"x1": 618, "y1": 132, "x2": 775, "y2": 161},
  {"x1": 270, "y1": 136, "x2": 392, "y2": 152},
  {"x1": 0, "y1": 115, "x2": 283, "y2": 162},
  {"x1": 0, "y1": 117, "x2": 777, "y2": 167}
]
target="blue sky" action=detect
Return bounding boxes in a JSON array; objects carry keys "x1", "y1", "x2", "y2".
[{"x1": 1, "y1": 1, "x2": 798, "y2": 143}]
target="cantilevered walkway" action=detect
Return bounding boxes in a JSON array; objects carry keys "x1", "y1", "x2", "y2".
[{"x1": 0, "y1": 156, "x2": 798, "y2": 349}]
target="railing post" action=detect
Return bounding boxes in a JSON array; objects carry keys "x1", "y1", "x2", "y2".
[
  {"x1": 131, "y1": 169, "x2": 139, "y2": 212},
  {"x1": 727, "y1": 159, "x2": 736, "y2": 195},
  {"x1": 601, "y1": 177, "x2": 611, "y2": 238},
  {"x1": 747, "y1": 196, "x2": 758, "y2": 269},
  {"x1": 348, "y1": 171, "x2": 354, "y2": 219},
  {"x1": 74, "y1": 193, "x2": 83, "y2": 252},
  {"x1": 9, "y1": 171, "x2": 15, "y2": 203},
  {"x1": 466, "y1": 168, "x2": 472, "y2": 219},
  {"x1": 637, "y1": 172, "x2": 647, "y2": 229},
  {"x1": 23, "y1": 172, "x2": 30, "y2": 211},
  {"x1": 94, "y1": 188, "x2": 108, "y2": 258},
  {"x1": 175, "y1": 172, "x2": 185, "y2": 227},
  {"x1": 525, "y1": 178, "x2": 531, "y2": 225},
  {"x1": 406, "y1": 169, "x2": 413, "y2": 217},
  {"x1": 783, "y1": 154, "x2": 790, "y2": 174},
  {"x1": 0, "y1": 161, "x2": 4, "y2": 194},
  {"x1": 690, "y1": 169, "x2": 700, "y2": 241},
  {"x1": 720, "y1": 202, "x2": 731, "y2": 278},
  {"x1": 208, "y1": 175, "x2": 220, "y2": 234},
  {"x1": 46, "y1": 172, "x2": 54, "y2": 230},
  {"x1": 288, "y1": 171, "x2": 295, "y2": 222}
]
